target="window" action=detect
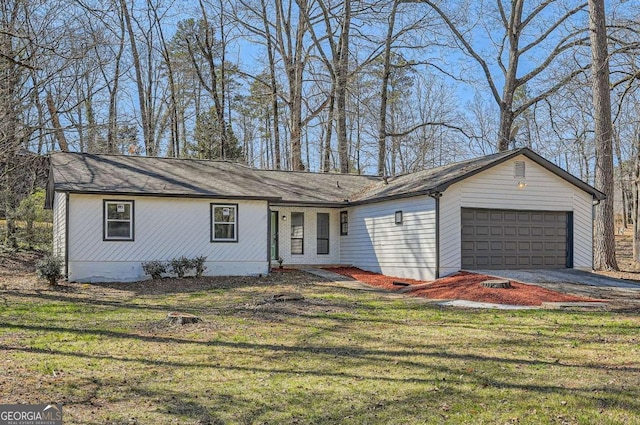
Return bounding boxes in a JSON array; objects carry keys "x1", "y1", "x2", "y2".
[
  {"x1": 340, "y1": 211, "x2": 348, "y2": 235},
  {"x1": 211, "y1": 204, "x2": 238, "y2": 242},
  {"x1": 104, "y1": 200, "x2": 134, "y2": 241},
  {"x1": 291, "y1": 212, "x2": 304, "y2": 255},
  {"x1": 317, "y1": 213, "x2": 329, "y2": 255}
]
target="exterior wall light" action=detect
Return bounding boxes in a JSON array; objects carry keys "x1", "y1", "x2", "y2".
[
  {"x1": 282, "y1": 215, "x2": 287, "y2": 221},
  {"x1": 395, "y1": 210, "x2": 403, "y2": 224},
  {"x1": 517, "y1": 181, "x2": 527, "y2": 189}
]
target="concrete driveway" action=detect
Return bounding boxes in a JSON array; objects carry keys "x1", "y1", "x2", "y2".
[{"x1": 472, "y1": 269, "x2": 640, "y2": 289}]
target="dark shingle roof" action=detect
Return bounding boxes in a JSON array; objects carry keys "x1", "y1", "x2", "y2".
[
  {"x1": 48, "y1": 148, "x2": 604, "y2": 207},
  {"x1": 49, "y1": 152, "x2": 378, "y2": 204},
  {"x1": 351, "y1": 148, "x2": 604, "y2": 203}
]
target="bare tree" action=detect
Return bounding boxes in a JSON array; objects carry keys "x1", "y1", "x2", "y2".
[
  {"x1": 589, "y1": 0, "x2": 618, "y2": 270},
  {"x1": 411, "y1": 0, "x2": 589, "y2": 151}
]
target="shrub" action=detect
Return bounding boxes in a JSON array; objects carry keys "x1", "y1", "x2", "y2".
[
  {"x1": 169, "y1": 256, "x2": 191, "y2": 278},
  {"x1": 16, "y1": 189, "x2": 53, "y2": 249},
  {"x1": 142, "y1": 260, "x2": 167, "y2": 279},
  {"x1": 36, "y1": 255, "x2": 64, "y2": 286},
  {"x1": 190, "y1": 256, "x2": 207, "y2": 278}
]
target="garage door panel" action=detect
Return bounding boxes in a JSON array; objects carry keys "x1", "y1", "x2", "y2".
[
  {"x1": 530, "y1": 256, "x2": 543, "y2": 266},
  {"x1": 518, "y1": 227, "x2": 530, "y2": 236},
  {"x1": 461, "y1": 208, "x2": 569, "y2": 270},
  {"x1": 476, "y1": 211, "x2": 489, "y2": 221},
  {"x1": 504, "y1": 256, "x2": 517, "y2": 266},
  {"x1": 531, "y1": 227, "x2": 543, "y2": 236},
  {"x1": 504, "y1": 212, "x2": 517, "y2": 221},
  {"x1": 462, "y1": 210, "x2": 475, "y2": 221},
  {"x1": 504, "y1": 241, "x2": 517, "y2": 251},
  {"x1": 476, "y1": 226, "x2": 489, "y2": 236},
  {"x1": 518, "y1": 257, "x2": 531, "y2": 266}
]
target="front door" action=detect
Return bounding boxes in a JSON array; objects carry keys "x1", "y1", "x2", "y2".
[{"x1": 270, "y1": 211, "x2": 279, "y2": 261}]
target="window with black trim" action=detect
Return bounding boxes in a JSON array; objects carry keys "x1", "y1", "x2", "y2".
[
  {"x1": 317, "y1": 213, "x2": 329, "y2": 255},
  {"x1": 291, "y1": 212, "x2": 304, "y2": 255},
  {"x1": 211, "y1": 204, "x2": 238, "y2": 242},
  {"x1": 104, "y1": 200, "x2": 134, "y2": 241},
  {"x1": 340, "y1": 211, "x2": 348, "y2": 235}
]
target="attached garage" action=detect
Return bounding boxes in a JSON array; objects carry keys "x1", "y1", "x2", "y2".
[
  {"x1": 460, "y1": 208, "x2": 571, "y2": 270},
  {"x1": 437, "y1": 150, "x2": 603, "y2": 277}
]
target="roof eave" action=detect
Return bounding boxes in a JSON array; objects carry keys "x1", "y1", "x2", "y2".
[
  {"x1": 53, "y1": 188, "x2": 282, "y2": 202},
  {"x1": 269, "y1": 200, "x2": 350, "y2": 208}
]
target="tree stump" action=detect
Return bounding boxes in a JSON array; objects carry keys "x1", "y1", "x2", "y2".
[
  {"x1": 167, "y1": 312, "x2": 200, "y2": 325},
  {"x1": 262, "y1": 293, "x2": 304, "y2": 303},
  {"x1": 481, "y1": 279, "x2": 512, "y2": 289}
]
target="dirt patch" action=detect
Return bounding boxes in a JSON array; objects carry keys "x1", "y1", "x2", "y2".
[
  {"x1": 327, "y1": 268, "x2": 602, "y2": 307},
  {"x1": 0, "y1": 249, "x2": 45, "y2": 289},
  {"x1": 0, "y1": 249, "x2": 44, "y2": 275}
]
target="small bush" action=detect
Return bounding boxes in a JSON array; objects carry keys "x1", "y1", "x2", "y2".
[
  {"x1": 142, "y1": 260, "x2": 167, "y2": 279},
  {"x1": 36, "y1": 255, "x2": 64, "y2": 286},
  {"x1": 190, "y1": 256, "x2": 207, "y2": 278},
  {"x1": 169, "y1": 256, "x2": 191, "y2": 278}
]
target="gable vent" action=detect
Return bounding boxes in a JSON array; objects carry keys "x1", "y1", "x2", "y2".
[{"x1": 514, "y1": 161, "x2": 525, "y2": 178}]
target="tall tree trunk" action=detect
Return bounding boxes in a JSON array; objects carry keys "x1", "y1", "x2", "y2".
[
  {"x1": 336, "y1": 0, "x2": 350, "y2": 173},
  {"x1": 150, "y1": 0, "x2": 179, "y2": 157},
  {"x1": 634, "y1": 149, "x2": 640, "y2": 263},
  {"x1": 322, "y1": 88, "x2": 335, "y2": 172},
  {"x1": 377, "y1": 0, "x2": 399, "y2": 176},
  {"x1": 589, "y1": 0, "x2": 618, "y2": 270},
  {"x1": 106, "y1": 14, "x2": 125, "y2": 154},
  {"x1": 260, "y1": 0, "x2": 281, "y2": 169},
  {"x1": 120, "y1": 0, "x2": 154, "y2": 155},
  {"x1": 288, "y1": 0, "x2": 307, "y2": 171},
  {"x1": 633, "y1": 133, "x2": 640, "y2": 263},
  {"x1": 46, "y1": 92, "x2": 69, "y2": 152}
]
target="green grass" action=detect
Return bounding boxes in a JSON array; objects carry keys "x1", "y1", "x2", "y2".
[{"x1": 0, "y1": 272, "x2": 639, "y2": 424}]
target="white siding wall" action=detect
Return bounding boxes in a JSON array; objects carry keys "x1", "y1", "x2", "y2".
[
  {"x1": 340, "y1": 196, "x2": 437, "y2": 281},
  {"x1": 439, "y1": 155, "x2": 594, "y2": 276},
  {"x1": 67, "y1": 195, "x2": 269, "y2": 282},
  {"x1": 274, "y1": 206, "x2": 341, "y2": 265},
  {"x1": 52, "y1": 192, "x2": 66, "y2": 261}
]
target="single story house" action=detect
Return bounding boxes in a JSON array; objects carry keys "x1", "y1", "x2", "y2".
[{"x1": 45, "y1": 147, "x2": 605, "y2": 283}]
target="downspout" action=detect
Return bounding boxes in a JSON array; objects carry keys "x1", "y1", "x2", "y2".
[
  {"x1": 65, "y1": 192, "x2": 70, "y2": 279},
  {"x1": 592, "y1": 198, "x2": 601, "y2": 271},
  {"x1": 266, "y1": 201, "x2": 271, "y2": 272},
  {"x1": 428, "y1": 192, "x2": 442, "y2": 279}
]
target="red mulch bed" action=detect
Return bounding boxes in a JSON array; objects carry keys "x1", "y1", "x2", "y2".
[{"x1": 325, "y1": 267, "x2": 602, "y2": 306}]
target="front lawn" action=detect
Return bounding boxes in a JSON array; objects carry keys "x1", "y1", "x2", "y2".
[{"x1": 0, "y1": 271, "x2": 638, "y2": 424}]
